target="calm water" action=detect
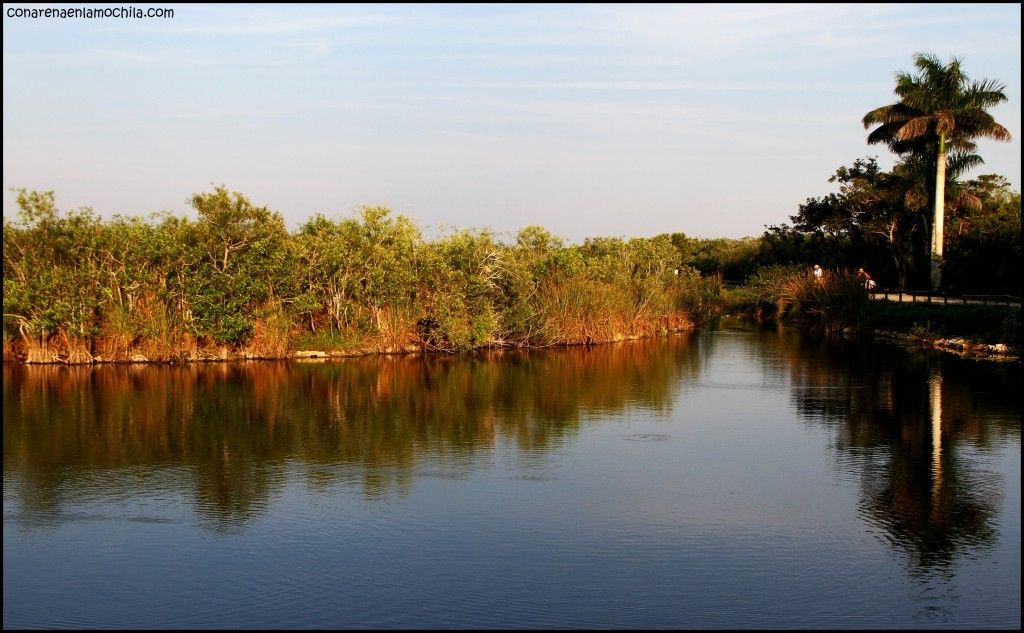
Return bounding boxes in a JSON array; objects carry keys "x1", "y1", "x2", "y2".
[{"x1": 3, "y1": 327, "x2": 1021, "y2": 629}]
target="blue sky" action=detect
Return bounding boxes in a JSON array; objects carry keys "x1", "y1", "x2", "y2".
[{"x1": 2, "y1": 3, "x2": 1020, "y2": 240}]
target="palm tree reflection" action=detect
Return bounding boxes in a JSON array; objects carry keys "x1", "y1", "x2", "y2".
[{"x1": 781, "y1": 333, "x2": 1018, "y2": 573}]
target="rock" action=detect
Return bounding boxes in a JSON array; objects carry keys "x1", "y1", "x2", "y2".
[
  {"x1": 294, "y1": 350, "x2": 327, "y2": 359},
  {"x1": 130, "y1": 353, "x2": 149, "y2": 363}
]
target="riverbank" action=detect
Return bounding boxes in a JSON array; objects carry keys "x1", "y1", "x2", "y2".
[
  {"x1": 869, "y1": 329, "x2": 1019, "y2": 361},
  {"x1": 2, "y1": 319, "x2": 697, "y2": 365},
  {"x1": 864, "y1": 302, "x2": 1020, "y2": 360},
  {"x1": 723, "y1": 271, "x2": 1020, "y2": 360}
]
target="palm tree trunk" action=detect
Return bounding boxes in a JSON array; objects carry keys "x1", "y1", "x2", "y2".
[{"x1": 930, "y1": 133, "x2": 946, "y2": 291}]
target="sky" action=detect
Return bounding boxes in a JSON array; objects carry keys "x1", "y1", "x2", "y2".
[{"x1": 2, "y1": 3, "x2": 1021, "y2": 241}]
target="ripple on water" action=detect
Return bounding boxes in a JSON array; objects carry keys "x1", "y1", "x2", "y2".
[{"x1": 619, "y1": 433, "x2": 671, "y2": 442}]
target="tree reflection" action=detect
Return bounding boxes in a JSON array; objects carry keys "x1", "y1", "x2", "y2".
[
  {"x1": 777, "y1": 332, "x2": 1019, "y2": 572},
  {"x1": 2, "y1": 336, "x2": 701, "y2": 530}
]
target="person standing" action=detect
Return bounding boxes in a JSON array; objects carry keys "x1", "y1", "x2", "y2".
[{"x1": 813, "y1": 264, "x2": 823, "y2": 284}]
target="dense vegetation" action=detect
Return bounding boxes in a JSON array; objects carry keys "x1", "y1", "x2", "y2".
[
  {"x1": 724, "y1": 264, "x2": 1019, "y2": 350},
  {"x1": 757, "y1": 163, "x2": 1021, "y2": 294},
  {"x1": 2, "y1": 187, "x2": 724, "y2": 363},
  {"x1": 3, "y1": 54, "x2": 1019, "y2": 363},
  {"x1": 4, "y1": 165, "x2": 1017, "y2": 364},
  {"x1": 728, "y1": 53, "x2": 1018, "y2": 295},
  {"x1": 622, "y1": 165, "x2": 1020, "y2": 297}
]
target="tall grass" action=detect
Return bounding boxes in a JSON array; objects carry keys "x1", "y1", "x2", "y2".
[
  {"x1": 777, "y1": 270, "x2": 870, "y2": 332},
  {"x1": 733, "y1": 266, "x2": 870, "y2": 332}
]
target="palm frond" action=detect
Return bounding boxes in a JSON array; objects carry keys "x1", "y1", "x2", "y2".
[
  {"x1": 935, "y1": 111, "x2": 955, "y2": 135},
  {"x1": 866, "y1": 122, "x2": 902, "y2": 145},
  {"x1": 897, "y1": 116, "x2": 933, "y2": 140},
  {"x1": 980, "y1": 123, "x2": 1012, "y2": 141},
  {"x1": 968, "y1": 79, "x2": 1009, "y2": 107},
  {"x1": 945, "y1": 151, "x2": 984, "y2": 179},
  {"x1": 862, "y1": 105, "x2": 900, "y2": 128}
]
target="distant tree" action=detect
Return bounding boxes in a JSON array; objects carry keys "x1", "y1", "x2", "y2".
[{"x1": 944, "y1": 175, "x2": 1022, "y2": 294}]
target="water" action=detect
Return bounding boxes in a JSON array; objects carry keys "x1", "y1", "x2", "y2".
[{"x1": 3, "y1": 326, "x2": 1020, "y2": 628}]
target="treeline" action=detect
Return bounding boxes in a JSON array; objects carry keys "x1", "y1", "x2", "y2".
[
  {"x1": 2, "y1": 187, "x2": 723, "y2": 363},
  {"x1": 759, "y1": 162, "x2": 1021, "y2": 294},
  {"x1": 705, "y1": 53, "x2": 1020, "y2": 295},
  {"x1": 667, "y1": 162, "x2": 1020, "y2": 295}
]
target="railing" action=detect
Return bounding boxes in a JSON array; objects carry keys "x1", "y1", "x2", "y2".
[
  {"x1": 719, "y1": 279, "x2": 1020, "y2": 306},
  {"x1": 869, "y1": 289, "x2": 1021, "y2": 307}
]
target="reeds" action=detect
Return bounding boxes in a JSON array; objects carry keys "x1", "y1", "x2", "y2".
[{"x1": 733, "y1": 266, "x2": 869, "y2": 332}]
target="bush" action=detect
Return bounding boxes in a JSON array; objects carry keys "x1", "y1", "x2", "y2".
[{"x1": 731, "y1": 266, "x2": 869, "y2": 331}]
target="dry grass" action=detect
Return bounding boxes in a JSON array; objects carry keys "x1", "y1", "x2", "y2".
[{"x1": 776, "y1": 269, "x2": 870, "y2": 332}]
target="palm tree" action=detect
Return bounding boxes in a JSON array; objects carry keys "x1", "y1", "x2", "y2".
[{"x1": 863, "y1": 53, "x2": 1010, "y2": 290}]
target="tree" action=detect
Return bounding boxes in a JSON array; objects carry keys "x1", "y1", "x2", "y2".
[
  {"x1": 944, "y1": 175, "x2": 1022, "y2": 294},
  {"x1": 187, "y1": 187, "x2": 292, "y2": 344},
  {"x1": 862, "y1": 53, "x2": 1010, "y2": 290},
  {"x1": 771, "y1": 158, "x2": 918, "y2": 288}
]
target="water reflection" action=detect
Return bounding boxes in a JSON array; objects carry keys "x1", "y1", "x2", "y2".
[
  {"x1": 3, "y1": 329, "x2": 1021, "y2": 628},
  {"x1": 3, "y1": 337, "x2": 700, "y2": 529},
  {"x1": 3, "y1": 330, "x2": 1019, "y2": 568},
  {"x1": 771, "y1": 331, "x2": 1020, "y2": 573}
]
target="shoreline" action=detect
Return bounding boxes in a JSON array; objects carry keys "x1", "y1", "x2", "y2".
[
  {"x1": 6, "y1": 322, "x2": 1019, "y2": 366},
  {"x1": 2, "y1": 328, "x2": 695, "y2": 366},
  {"x1": 869, "y1": 329, "x2": 1020, "y2": 362}
]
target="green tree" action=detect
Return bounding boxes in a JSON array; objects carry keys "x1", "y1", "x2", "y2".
[
  {"x1": 944, "y1": 175, "x2": 1021, "y2": 294},
  {"x1": 862, "y1": 53, "x2": 1011, "y2": 290},
  {"x1": 187, "y1": 186, "x2": 292, "y2": 344}
]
